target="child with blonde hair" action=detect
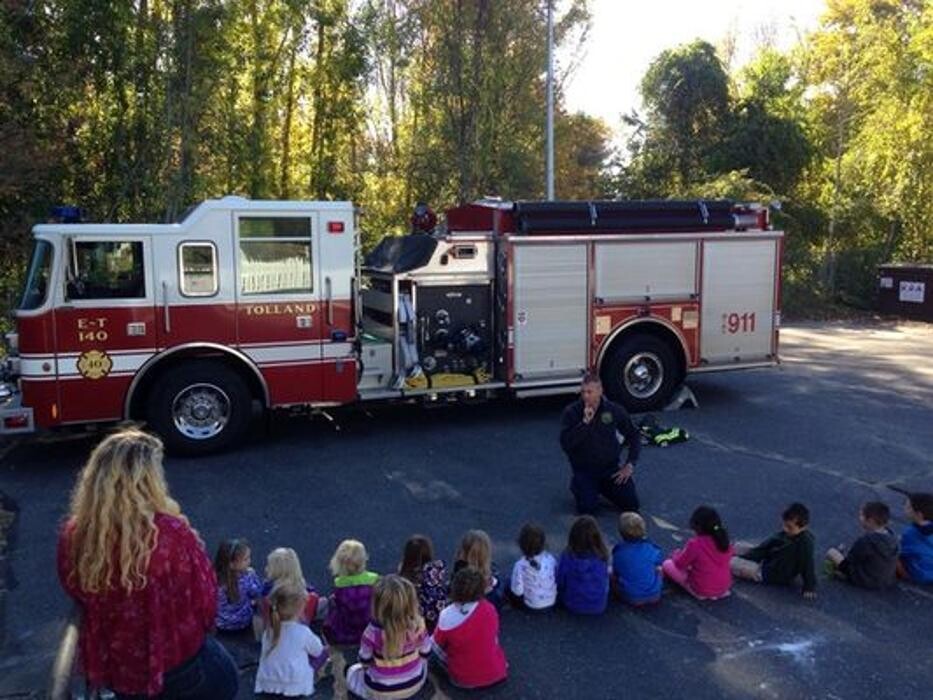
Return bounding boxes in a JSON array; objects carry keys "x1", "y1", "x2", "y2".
[
  {"x1": 259, "y1": 548, "x2": 324, "y2": 629},
  {"x1": 612, "y1": 512, "x2": 664, "y2": 606},
  {"x1": 346, "y1": 575, "x2": 432, "y2": 698},
  {"x1": 254, "y1": 583, "x2": 327, "y2": 698},
  {"x1": 453, "y1": 529, "x2": 502, "y2": 608},
  {"x1": 323, "y1": 539, "x2": 379, "y2": 645}
]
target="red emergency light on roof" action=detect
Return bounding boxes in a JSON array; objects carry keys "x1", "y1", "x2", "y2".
[{"x1": 327, "y1": 221, "x2": 344, "y2": 233}]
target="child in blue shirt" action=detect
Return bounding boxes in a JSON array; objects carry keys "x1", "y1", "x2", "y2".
[
  {"x1": 898, "y1": 492, "x2": 933, "y2": 584},
  {"x1": 556, "y1": 515, "x2": 610, "y2": 615},
  {"x1": 611, "y1": 512, "x2": 663, "y2": 606}
]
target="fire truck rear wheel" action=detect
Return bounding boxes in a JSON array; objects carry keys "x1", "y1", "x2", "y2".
[
  {"x1": 601, "y1": 334, "x2": 678, "y2": 413},
  {"x1": 148, "y1": 362, "x2": 253, "y2": 456}
]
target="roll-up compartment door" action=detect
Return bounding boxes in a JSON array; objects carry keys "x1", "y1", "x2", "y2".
[
  {"x1": 513, "y1": 244, "x2": 588, "y2": 378},
  {"x1": 595, "y1": 241, "x2": 697, "y2": 302},
  {"x1": 700, "y1": 239, "x2": 778, "y2": 364}
]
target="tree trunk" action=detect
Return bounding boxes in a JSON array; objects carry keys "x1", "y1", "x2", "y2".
[
  {"x1": 248, "y1": 0, "x2": 268, "y2": 199},
  {"x1": 178, "y1": 0, "x2": 196, "y2": 214},
  {"x1": 823, "y1": 105, "x2": 845, "y2": 296},
  {"x1": 279, "y1": 32, "x2": 298, "y2": 199},
  {"x1": 309, "y1": 17, "x2": 327, "y2": 197}
]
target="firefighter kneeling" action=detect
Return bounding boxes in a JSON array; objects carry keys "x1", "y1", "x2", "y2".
[{"x1": 559, "y1": 372, "x2": 642, "y2": 515}]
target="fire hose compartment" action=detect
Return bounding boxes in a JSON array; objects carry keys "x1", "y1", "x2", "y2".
[{"x1": 415, "y1": 284, "x2": 493, "y2": 384}]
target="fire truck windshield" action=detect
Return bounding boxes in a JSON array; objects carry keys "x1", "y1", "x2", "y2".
[{"x1": 19, "y1": 240, "x2": 52, "y2": 311}]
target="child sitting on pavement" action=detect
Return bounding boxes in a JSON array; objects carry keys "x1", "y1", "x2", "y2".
[
  {"x1": 611, "y1": 512, "x2": 664, "y2": 606},
  {"x1": 556, "y1": 515, "x2": 611, "y2": 615},
  {"x1": 398, "y1": 535, "x2": 449, "y2": 632},
  {"x1": 255, "y1": 583, "x2": 328, "y2": 699},
  {"x1": 453, "y1": 530, "x2": 503, "y2": 609},
  {"x1": 258, "y1": 548, "x2": 325, "y2": 631},
  {"x1": 431, "y1": 567, "x2": 508, "y2": 690},
  {"x1": 731, "y1": 502, "x2": 817, "y2": 599},
  {"x1": 256, "y1": 548, "x2": 330, "y2": 676},
  {"x1": 826, "y1": 501, "x2": 898, "y2": 590},
  {"x1": 897, "y1": 492, "x2": 933, "y2": 584},
  {"x1": 662, "y1": 506, "x2": 734, "y2": 600},
  {"x1": 214, "y1": 538, "x2": 263, "y2": 632},
  {"x1": 508, "y1": 523, "x2": 557, "y2": 611},
  {"x1": 323, "y1": 539, "x2": 379, "y2": 646},
  {"x1": 346, "y1": 575, "x2": 432, "y2": 699}
]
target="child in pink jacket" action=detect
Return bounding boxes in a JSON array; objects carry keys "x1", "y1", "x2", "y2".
[{"x1": 662, "y1": 506, "x2": 733, "y2": 600}]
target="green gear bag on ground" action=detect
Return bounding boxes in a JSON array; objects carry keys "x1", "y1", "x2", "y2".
[{"x1": 638, "y1": 417, "x2": 689, "y2": 447}]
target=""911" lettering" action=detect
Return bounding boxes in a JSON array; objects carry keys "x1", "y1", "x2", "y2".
[{"x1": 722, "y1": 312, "x2": 756, "y2": 334}]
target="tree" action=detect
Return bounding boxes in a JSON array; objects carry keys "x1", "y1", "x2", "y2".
[
  {"x1": 712, "y1": 50, "x2": 812, "y2": 197},
  {"x1": 802, "y1": 0, "x2": 931, "y2": 297},
  {"x1": 639, "y1": 40, "x2": 730, "y2": 186},
  {"x1": 554, "y1": 111, "x2": 612, "y2": 199}
]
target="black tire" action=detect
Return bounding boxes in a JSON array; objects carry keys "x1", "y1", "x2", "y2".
[
  {"x1": 147, "y1": 360, "x2": 253, "y2": 456},
  {"x1": 600, "y1": 333, "x2": 680, "y2": 413}
]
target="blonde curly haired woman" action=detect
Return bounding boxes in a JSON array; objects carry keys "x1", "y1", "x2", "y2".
[{"x1": 56, "y1": 428, "x2": 237, "y2": 698}]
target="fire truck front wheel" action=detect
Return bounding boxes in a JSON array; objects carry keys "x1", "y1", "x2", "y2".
[
  {"x1": 148, "y1": 362, "x2": 253, "y2": 456},
  {"x1": 601, "y1": 334, "x2": 679, "y2": 413}
]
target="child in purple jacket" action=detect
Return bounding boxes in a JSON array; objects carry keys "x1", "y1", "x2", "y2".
[
  {"x1": 214, "y1": 538, "x2": 263, "y2": 631},
  {"x1": 323, "y1": 539, "x2": 379, "y2": 645}
]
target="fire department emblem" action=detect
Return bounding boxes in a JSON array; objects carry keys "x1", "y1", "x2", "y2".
[{"x1": 77, "y1": 350, "x2": 113, "y2": 380}]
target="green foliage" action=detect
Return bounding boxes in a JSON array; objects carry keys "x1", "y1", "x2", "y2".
[
  {"x1": 0, "y1": 0, "x2": 604, "y2": 319},
  {"x1": 2, "y1": 0, "x2": 931, "y2": 326},
  {"x1": 614, "y1": 1, "x2": 933, "y2": 316},
  {"x1": 639, "y1": 40, "x2": 730, "y2": 185}
]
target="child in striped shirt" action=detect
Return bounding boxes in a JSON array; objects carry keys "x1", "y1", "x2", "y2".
[{"x1": 345, "y1": 575, "x2": 431, "y2": 699}]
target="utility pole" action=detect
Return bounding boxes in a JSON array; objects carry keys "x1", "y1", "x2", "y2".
[{"x1": 546, "y1": 0, "x2": 555, "y2": 200}]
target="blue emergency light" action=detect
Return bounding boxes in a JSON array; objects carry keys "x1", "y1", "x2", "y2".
[{"x1": 50, "y1": 206, "x2": 86, "y2": 223}]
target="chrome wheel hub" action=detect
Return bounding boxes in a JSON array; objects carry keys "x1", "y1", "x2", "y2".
[
  {"x1": 623, "y1": 352, "x2": 664, "y2": 399},
  {"x1": 172, "y1": 383, "x2": 230, "y2": 440}
]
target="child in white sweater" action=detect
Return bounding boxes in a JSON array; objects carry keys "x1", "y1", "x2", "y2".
[
  {"x1": 508, "y1": 523, "x2": 557, "y2": 610},
  {"x1": 255, "y1": 584, "x2": 327, "y2": 698}
]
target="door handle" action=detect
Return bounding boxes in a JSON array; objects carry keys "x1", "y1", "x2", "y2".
[
  {"x1": 161, "y1": 281, "x2": 171, "y2": 333},
  {"x1": 325, "y1": 277, "x2": 333, "y2": 325}
]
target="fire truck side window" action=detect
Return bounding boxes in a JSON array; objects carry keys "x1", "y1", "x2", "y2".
[
  {"x1": 179, "y1": 242, "x2": 218, "y2": 297},
  {"x1": 238, "y1": 216, "x2": 313, "y2": 295},
  {"x1": 67, "y1": 241, "x2": 146, "y2": 300}
]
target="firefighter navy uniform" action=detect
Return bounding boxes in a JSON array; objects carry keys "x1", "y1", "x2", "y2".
[{"x1": 559, "y1": 397, "x2": 642, "y2": 515}]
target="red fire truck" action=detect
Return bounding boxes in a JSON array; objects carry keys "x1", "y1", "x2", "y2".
[{"x1": 0, "y1": 197, "x2": 782, "y2": 455}]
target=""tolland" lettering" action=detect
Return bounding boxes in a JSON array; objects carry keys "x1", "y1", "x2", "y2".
[{"x1": 245, "y1": 303, "x2": 316, "y2": 316}]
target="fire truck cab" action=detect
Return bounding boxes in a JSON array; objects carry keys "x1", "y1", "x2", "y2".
[
  {"x1": 1, "y1": 196, "x2": 783, "y2": 455},
  {"x1": 1, "y1": 197, "x2": 356, "y2": 454}
]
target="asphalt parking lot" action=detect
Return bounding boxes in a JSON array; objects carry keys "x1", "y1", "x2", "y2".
[{"x1": 1, "y1": 321, "x2": 932, "y2": 699}]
